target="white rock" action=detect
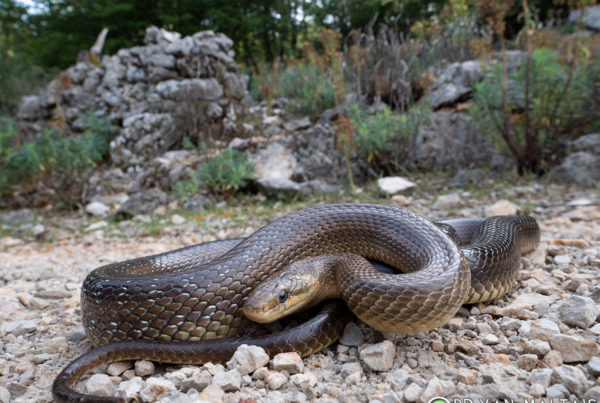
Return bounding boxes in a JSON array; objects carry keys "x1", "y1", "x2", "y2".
[
  {"x1": 549, "y1": 334, "x2": 600, "y2": 362},
  {"x1": 135, "y1": 360, "x2": 155, "y2": 376},
  {"x1": 289, "y1": 373, "x2": 317, "y2": 389},
  {"x1": 529, "y1": 383, "x2": 545, "y2": 398},
  {"x1": 227, "y1": 344, "x2": 270, "y2": 375},
  {"x1": 431, "y1": 193, "x2": 461, "y2": 210},
  {"x1": 86, "y1": 374, "x2": 117, "y2": 397},
  {"x1": 140, "y1": 377, "x2": 176, "y2": 402},
  {"x1": 31, "y1": 224, "x2": 46, "y2": 237},
  {"x1": 198, "y1": 384, "x2": 224, "y2": 403},
  {"x1": 85, "y1": 221, "x2": 108, "y2": 232},
  {"x1": 551, "y1": 365, "x2": 588, "y2": 395},
  {"x1": 403, "y1": 383, "x2": 423, "y2": 402},
  {"x1": 530, "y1": 318, "x2": 561, "y2": 341},
  {"x1": 0, "y1": 386, "x2": 9, "y2": 403},
  {"x1": 359, "y1": 340, "x2": 395, "y2": 371},
  {"x1": 554, "y1": 254, "x2": 571, "y2": 265},
  {"x1": 377, "y1": 176, "x2": 416, "y2": 195},
  {"x1": 107, "y1": 361, "x2": 132, "y2": 376},
  {"x1": 1, "y1": 320, "x2": 37, "y2": 336},
  {"x1": 181, "y1": 369, "x2": 211, "y2": 392},
  {"x1": 340, "y1": 322, "x2": 364, "y2": 346},
  {"x1": 85, "y1": 201, "x2": 110, "y2": 216},
  {"x1": 340, "y1": 362, "x2": 363, "y2": 378},
  {"x1": 524, "y1": 339, "x2": 551, "y2": 357},
  {"x1": 421, "y1": 377, "x2": 443, "y2": 403},
  {"x1": 212, "y1": 369, "x2": 241, "y2": 391},
  {"x1": 171, "y1": 214, "x2": 186, "y2": 225},
  {"x1": 485, "y1": 199, "x2": 519, "y2": 216},
  {"x1": 266, "y1": 372, "x2": 288, "y2": 390},
  {"x1": 480, "y1": 333, "x2": 499, "y2": 345},
  {"x1": 557, "y1": 295, "x2": 599, "y2": 328},
  {"x1": 118, "y1": 376, "x2": 143, "y2": 400},
  {"x1": 271, "y1": 352, "x2": 304, "y2": 374}
]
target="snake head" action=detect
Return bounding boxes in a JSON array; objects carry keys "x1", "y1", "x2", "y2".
[{"x1": 243, "y1": 256, "x2": 339, "y2": 323}]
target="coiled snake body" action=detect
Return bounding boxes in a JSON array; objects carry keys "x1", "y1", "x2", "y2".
[{"x1": 52, "y1": 204, "x2": 540, "y2": 402}]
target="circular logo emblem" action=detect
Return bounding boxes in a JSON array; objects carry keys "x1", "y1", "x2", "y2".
[{"x1": 429, "y1": 398, "x2": 449, "y2": 403}]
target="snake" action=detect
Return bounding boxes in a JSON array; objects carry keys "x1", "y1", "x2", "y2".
[{"x1": 52, "y1": 203, "x2": 540, "y2": 402}]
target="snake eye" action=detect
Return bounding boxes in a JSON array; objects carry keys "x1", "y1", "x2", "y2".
[{"x1": 278, "y1": 290, "x2": 289, "y2": 304}]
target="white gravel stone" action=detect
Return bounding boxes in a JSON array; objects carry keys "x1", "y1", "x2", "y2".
[
  {"x1": 554, "y1": 254, "x2": 571, "y2": 265},
  {"x1": 529, "y1": 383, "x2": 545, "y2": 398},
  {"x1": 140, "y1": 377, "x2": 177, "y2": 401},
  {"x1": 1, "y1": 320, "x2": 37, "y2": 336},
  {"x1": 403, "y1": 383, "x2": 423, "y2": 402},
  {"x1": 584, "y1": 386, "x2": 600, "y2": 401},
  {"x1": 340, "y1": 322, "x2": 364, "y2": 346},
  {"x1": 558, "y1": 295, "x2": 599, "y2": 328},
  {"x1": 516, "y1": 354, "x2": 539, "y2": 370},
  {"x1": 376, "y1": 176, "x2": 416, "y2": 195},
  {"x1": 85, "y1": 201, "x2": 110, "y2": 216},
  {"x1": 457, "y1": 367, "x2": 478, "y2": 385},
  {"x1": 289, "y1": 373, "x2": 317, "y2": 389},
  {"x1": 340, "y1": 362, "x2": 363, "y2": 378},
  {"x1": 85, "y1": 221, "x2": 108, "y2": 232},
  {"x1": 135, "y1": 359, "x2": 156, "y2": 376},
  {"x1": 198, "y1": 384, "x2": 224, "y2": 402},
  {"x1": 551, "y1": 365, "x2": 588, "y2": 395},
  {"x1": 171, "y1": 214, "x2": 186, "y2": 225},
  {"x1": 485, "y1": 199, "x2": 519, "y2": 216},
  {"x1": 480, "y1": 333, "x2": 499, "y2": 345},
  {"x1": 271, "y1": 352, "x2": 304, "y2": 374},
  {"x1": 546, "y1": 384, "x2": 569, "y2": 399},
  {"x1": 266, "y1": 372, "x2": 288, "y2": 390},
  {"x1": 118, "y1": 376, "x2": 143, "y2": 400},
  {"x1": 529, "y1": 318, "x2": 560, "y2": 341},
  {"x1": 549, "y1": 334, "x2": 600, "y2": 362},
  {"x1": 588, "y1": 356, "x2": 600, "y2": 375},
  {"x1": 85, "y1": 374, "x2": 117, "y2": 397},
  {"x1": 212, "y1": 369, "x2": 241, "y2": 391},
  {"x1": 359, "y1": 340, "x2": 395, "y2": 371},
  {"x1": 227, "y1": 344, "x2": 270, "y2": 375},
  {"x1": 181, "y1": 368, "x2": 212, "y2": 392},
  {"x1": 107, "y1": 361, "x2": 132, "y2": 376},
  {"x1": 524, "y1": 339, "x2": 551, "y2": 356},
  {"x1": 0, "y1": 386, "x2": 10, "y2": 403},
  {"x1": 432, "y1": 193, "x2": 461, "y2": 210},
  {"x1": 421, "y1": 377, "x2": 443, "y2": 403}
]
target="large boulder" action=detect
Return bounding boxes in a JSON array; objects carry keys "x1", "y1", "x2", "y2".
[
  {"x1": 568, "y1": 5, "x2": 600, "y2": 31},
  {"x1": 429, "y1": 61, "x2": 482, "y2": 109}
]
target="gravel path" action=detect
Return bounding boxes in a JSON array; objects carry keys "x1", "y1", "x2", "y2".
[{"x1": 1, "y1": 181, "x2": 599, "y2": 403}]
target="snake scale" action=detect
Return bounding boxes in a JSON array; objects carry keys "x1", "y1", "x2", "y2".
[{"x1": 52, "y1": 203, "x2": 540, "y2": 402}]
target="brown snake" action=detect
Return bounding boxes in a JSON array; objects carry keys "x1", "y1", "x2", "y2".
[{"x1": 52, "y1": 203, "x2": 540, "y2": 402}]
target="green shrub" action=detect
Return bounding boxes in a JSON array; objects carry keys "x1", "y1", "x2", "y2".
[
  {"x1": 0, "y1": 111, "x2": 117, "y2": 206},
  {"x1": 278, "y1": 64, "x2": 336, "y2": 118},
  {"x1": 176, "y1": 149, "x2": 255, "y2": 199},
  {"x1": 350, "y1": 104, "x2": 430, "y2": 174},
  {"x1": 469, "y1": 48, "x2": 600, "y2": 174}
]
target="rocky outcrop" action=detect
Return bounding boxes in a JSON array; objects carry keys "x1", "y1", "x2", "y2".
[
  {"x1": 549, "y1": 133, "x2": 600, "y2": 185},
  {"x1": 16, "y1": 26, "x2": 249, "y2": 168},
  {"x1": 568, "y1": 5, "x2": 600, "y2": 31}
]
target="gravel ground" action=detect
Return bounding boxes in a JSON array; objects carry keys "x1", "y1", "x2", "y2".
[{"x1": 1, "y1": 180, "x2": 599, "y2": 403}]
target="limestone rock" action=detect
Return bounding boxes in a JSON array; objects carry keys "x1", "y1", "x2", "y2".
[
  {"x1": 359, "y1": 340, "x2": 395, "y2": 371},
  {"x1": 227, "y1": 345, "x2": 270, "y2": 376},
  {"x1": 429, "y1": 61, "x2": 482, "y2": 109},
  {"x1": 485, "y1": 199, "x2": 520, "y2": 216},
  {"x1": 558, "y1": 295, "x2": 599, "y2": 329},
  {"x1": 549, "y1": 334, "x2": 599, "y2": 363}
]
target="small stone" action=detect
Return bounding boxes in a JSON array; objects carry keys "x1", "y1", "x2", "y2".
[
  {"x1": 181, "y1": 369, "x2": 211, "y2": 392},
  {"x1": 529, "y1": 383, "x2": 545, "y2": 398},
  {"x1": 588, "y1": 356, "x2": 600, "y2": 375},
  {"x1": 284, "y1": 116, "x2": 311, "y2": 131},
  {"x1": 85, "y1": 201, "x2": 110, "y2": 217},
  {"x1": 203, "y1": 362, "x2": 225, "y2": 375},
  {"x1": 227, "y1": 344, "x2": 270, "y2": 376},
  {"x1": 212, "y1": 369, "x2": 241, "y2": 391},
  {"x1": 340, "y1": 322, "x2": 364, "y2": 346},
  {"x1": 403, "y1": 383, "x2": 422, "y2": 402},
  {"x1": 359, "y1": 340, "x2": 395, "y2": 371},
  {"x1": 0, "y1": 386, "x2": 10, "y2": 403},
  {"x1": 551, "y1": 365, "x2": 588, "y2": 395},
  {"x1": 271, "y1": 352, "x2": 304, "y2": 374},
  {"x1": 1, "y1": 320, "x2": 37, "y2": 336},
  {"x1": 530, "y1": 318, "x2": 560, "y2": 341},
  {"x1": 391, "y1": 194, "x2": 411, "y2": 207},
  {"x1": 485, "y1": 199, "x2": 519, "y2": 216},
  {"x1": 481, "y1": 333, "x2": 499, "y2": 345},
  {"x1": 546, "y1": 384, "x2": 569, "y2": 399},
  {"x1": 456, "y1": 339, "x2": 478, "y2": 355},
  {"x1": 85, "y1": 374, "x2": 117, "y2": 397},
  {"x1": 421, "y1": 377, "x2": 443, "y2": 403},
  {"x1": 457, "y1": 367, "x2": 478, "y2": 385},
  {"x1": 524, "y1": 340, "x2": 551, "y2": 357},
  {"x1": 340, "y1": 362, "x2": 363, "y2": 378},
  {"x1": 377, "y1": 176, "x2": 416, "y2": 195},
  {"x1": 543, "y1": 350, "x2": 563, "y2": 368},
  {"x1": 31, "y1": 224, "x2": 46, "y2": 238},
  {"x1": 516, "y1": 354, "x2": 539, "y2": 370},
  {"x1": 554, "y1": 254, "x2": 571, "y2": 265},
  {"x1": 171, "y1": 214, "x2": 186, "y2": 225},
  {"x1": 107, "y1": 361, "x2": 132, "y2": 376},
  {"x1": 558, "y1": 295, "x2": 599, "y2": 328},
  {"x1": 16, "y1": 293, "x2": 49, "y2": 309},
  {"x1": 431, "y1": 193, "x2": 461, "y2": 210},
  {"x1": 549, "y1": 334, "x2": 599, "y2": 362},
  {"x1": 118, "y1": 376, "x2": 143, "y2": 401},
  {"x1": 135, "y1": 360, "x2": 155, "y2": 376},
  {"x1": 85, "y1": 221, "x2": 108, "y2": 232},
  {"x1": 266, "y1": 372, "x2": 287, "y2": 390},
  {"x1": 289, "y1": 373, "x2": 317, "y2": 390},
  {"x1": 140, "y1": 377, "x2": 177, "y2": 402},
  {"x1": 584, "y1": 386, "x2": 600, "y2": 401}
]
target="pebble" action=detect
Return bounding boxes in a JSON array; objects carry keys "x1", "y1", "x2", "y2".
[
  {"x1": 403, "y1": 383, "x2": 422, "y2": 402},
  {"x1": 340, "y1": 322, "x2": 364, "y2": 346},
  {"x1": 546, "y1": 384, "x2": 569, "y2": 399},
  {"x1": 549, "y1": 334, "x2": 600, "y2": 362},
  {"x1": 212, "y1": 369, "x2": 241, "y2": 391},
  {"x1": 107, "y1": 361, "x2": 132, "y2": 376},
  {"x1": 289, "y1": 373, "x2": 317, "y2": 390},
  {"x1": 558, "y1": 295, "x2": 599, "y2": 328},
  {"x1": 431, "y1": 193, "x2": 461, "y2": 210},
  {"x1": 135, "y1": 360, "x2": 156, "y2": 376},
  {"x1": 457, "y1": 367, "x2": 478, "y2": 385},
  {"x1": 271, "y1": 352, "x2": 304, "y2": 374},
  {"x1": 516, "y1": 354, "x2": 539, "y2": 370},
  {"x1": 85, "y1": 201, "x2": 110, "y2": 217},
  {"x1": 523, "y1": 339, "x2": 551, "y2": 356},
  {"x1": 117, "y1": 376, "x2": 143, "y2": 400},
  {"x1": 139, "y1": 377, "x2": 177, "y2": 401},
  {"x1": 0, "y1": 386, "x2": 9, "y2": 403},
  {"x1": 266, "y1": 372, "x2": 287, "y2": 389},
  {"x1": 359, "y1": 340, "x2": 395, "y2": 371},
  {"x1": 529, "y1": 383, "x2": 545, "y2": 397},
  {"x1": 485, "y1": 199, "x2": 519, "y2": 216},
  {"x1": 480, "y1": 333, "x2": 499, "y2": 345},
  {"x1": 227, "y1": 344, "x2": 270, "y2": 375},
  {"x1": 543, "y1": 350, "x2": 564, "y2": 368},
  {"x1": 584, "y1": 386, "x2": 600, "y2": 400},
  {"x1": 588, "y1": 356, "x2": 600, "y2": 375},
  {"x1": 421, "y1": 377, "x2": 443, "y2": 403},
  {"x1": 181, "y1": 369, "x2": 211, "y2": 392},
  {"x1": 1, "y1": 320, "x2": 37, "y2": 336},
  {"x1": 529, "y1": 318, "x2": 561, "y2": 341},
  {"x1": 85, "y1": 374, "x2": 117, "y2": 397},
  {"x1": 376, "y1": 177, "x2": 416, "y2": 195},
  {"x1": 551, "y1": 365, "x2": 588, "y2": 395},
  {"x1": 171, "y1": 214, "x2": 186, "y2": 225}
]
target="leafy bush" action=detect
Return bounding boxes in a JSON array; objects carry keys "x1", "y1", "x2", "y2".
[
  {"x1": 350, "y1": 104, "x2": 430, "y2": 174},
  {"x1": 278, "y1": 64, "x2": 336, "y2": 118},
  {"x1": 175, "y1": 149, "x2": 255, "y2": 199},
  {"x1": 469, "y1": 47, "x2": 600, "y2": 174},
  {"x1": 0, "y1": 111, "x2": 117, "y2": 206}
]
